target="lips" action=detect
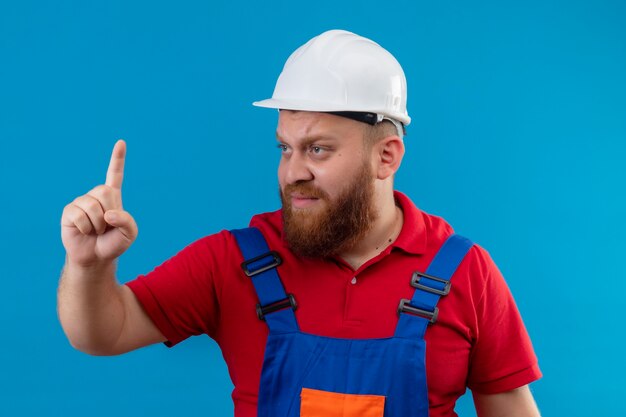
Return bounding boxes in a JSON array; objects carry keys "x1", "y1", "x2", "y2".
[
  {"x1": 290, "y1": 193, "x2": 320, "y2": 209},
  {"x1": 282, "y1": 184, "x2": 327, "y2": 210},
  {"x1": 291, "y1": 192, "x2": 318, "y2": 200}
]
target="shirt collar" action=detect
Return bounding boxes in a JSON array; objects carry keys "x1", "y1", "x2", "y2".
[{"x1": 391, "y1": 191, "x2": 427, "y2": 256}]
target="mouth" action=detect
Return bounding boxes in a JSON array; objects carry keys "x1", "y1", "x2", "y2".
[{"x1": 290, "y1": 193, "x2": 321, "y2": 209}]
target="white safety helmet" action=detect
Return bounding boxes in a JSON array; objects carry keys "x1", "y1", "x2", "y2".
[{"x1": 253, "y1": 29, "x2": 410, "y2": 133}]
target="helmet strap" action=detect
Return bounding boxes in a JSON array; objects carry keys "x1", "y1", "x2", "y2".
[{"x1": 326, "y1": 111, "x2": 379, "y2": 125}]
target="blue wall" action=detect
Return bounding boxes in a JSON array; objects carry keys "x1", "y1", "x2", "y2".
[{"x1": 1, "y1": 1, "x2": 624, "y2": 415}]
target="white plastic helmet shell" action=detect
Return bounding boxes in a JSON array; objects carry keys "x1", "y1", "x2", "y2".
[{"x1": 253, "y1": 30, "x2": 411, "y2": 126}]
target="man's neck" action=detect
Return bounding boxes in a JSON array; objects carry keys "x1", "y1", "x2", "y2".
[{"x1": 338, "y1": 192, "x2": 403, "y2": 270}]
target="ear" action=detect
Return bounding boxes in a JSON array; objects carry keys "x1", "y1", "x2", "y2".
[{"x1": 373, "y1": 136, "x2": 405, "y2": 180}]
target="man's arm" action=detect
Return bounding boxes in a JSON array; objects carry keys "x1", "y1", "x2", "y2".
[
  {"x1": 58, "y1": 262, "x2": 166, "y2": 355},
  {"x1": 473, "y1": 385, "x2": 540, "y2": 417},
  {"x1": 57, "y1": 140, "x2": 166, "y2": 355}
]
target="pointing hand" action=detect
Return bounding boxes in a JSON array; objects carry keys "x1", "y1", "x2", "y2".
[{"x1": 61, "y1": 140, "x2": 138, "y2": 267}]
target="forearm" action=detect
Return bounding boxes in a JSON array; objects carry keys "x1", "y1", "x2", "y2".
[
  {"x1": 57, "y1": 259, "x2": 127, "y2": 355},
  {"x1": 473, "y1": 386, "x2": 541, "y2": 417}
]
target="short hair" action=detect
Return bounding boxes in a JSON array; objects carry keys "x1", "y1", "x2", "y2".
[{"x1": 364, "y1": 120, "x2": 403, "y2": 150}]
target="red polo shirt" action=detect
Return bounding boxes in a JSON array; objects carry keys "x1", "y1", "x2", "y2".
[{"x1": 127, "y1": 192, "x2": 541, "y2": 417}]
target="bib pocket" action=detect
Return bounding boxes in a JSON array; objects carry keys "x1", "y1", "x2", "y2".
[{"x1": 300, "y1": 387, "x2": 385, "y2": 417}]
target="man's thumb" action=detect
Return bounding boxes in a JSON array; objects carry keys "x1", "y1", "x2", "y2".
[{"x1": 104, "y1": 209, "x2": 138, "y2": 241}]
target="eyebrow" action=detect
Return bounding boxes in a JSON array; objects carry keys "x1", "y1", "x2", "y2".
[{"x1": 275, "y1": 132, "x2": 340, "y2": 147}]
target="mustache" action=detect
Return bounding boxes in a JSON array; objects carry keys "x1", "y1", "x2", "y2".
[{"x1": 282, "y1": 183, "x2": 329, "y2": 200}]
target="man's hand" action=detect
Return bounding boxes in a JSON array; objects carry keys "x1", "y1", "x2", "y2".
[
  {"x1": 58, "y1": 140, "x2": 165, "y2": 355},
  {"x1": 61, "y1": 140, "x2": 138, "y2": 266}
]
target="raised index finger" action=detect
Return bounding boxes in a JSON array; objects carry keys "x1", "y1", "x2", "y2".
[{"x1": 105, "y1": 139, "x2": 126, "y2": 189}]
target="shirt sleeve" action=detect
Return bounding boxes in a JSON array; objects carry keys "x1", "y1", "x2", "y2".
[
  {"x1": 466, "y1": 247, "x2": 542, "y2": 394},
  {"x1": 125, "y1": 231, "x2": 231, "y2": 347}
]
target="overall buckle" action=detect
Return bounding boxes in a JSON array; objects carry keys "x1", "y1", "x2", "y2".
[
  {"x1": 257, "y1": 294, "x2": 298, "y2": 321},
  {"x1": 397, "y1": 298, "x2": 439, "y2": 324},
  {"x1": 411, "y1": 271, "x2": 451, "y2": 296},
  {"x1": 241, "y1": 251, "x2": 282, "y2": 277}
]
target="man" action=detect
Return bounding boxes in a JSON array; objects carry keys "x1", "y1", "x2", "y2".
[{"x1": 58, "y1": 30, "x2": 541, "y2": 416}]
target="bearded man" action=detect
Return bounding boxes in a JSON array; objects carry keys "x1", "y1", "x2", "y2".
[{"x1": 58, "y1": 30, "x2": 542, "y2": 417}]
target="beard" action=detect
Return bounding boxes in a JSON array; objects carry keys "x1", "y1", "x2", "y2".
[{"x1": 280, "y1": 161, "x2": 377, "y2": 259}]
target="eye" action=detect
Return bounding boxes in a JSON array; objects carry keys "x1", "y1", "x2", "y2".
[
  {"x1": 277, "y1": 143, "x2": 289, "y2": 153},
  {"x1": 309, "y1": 145, "x2": 326, "y2": 155}
]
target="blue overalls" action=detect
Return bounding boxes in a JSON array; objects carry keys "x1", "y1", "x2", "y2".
[{"x1": 231, "y1": 227, "x2": 473, "y2": 417}]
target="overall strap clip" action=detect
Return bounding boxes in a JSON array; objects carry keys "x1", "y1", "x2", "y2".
[
  {"x1": 397, "y1": 271, "x2": 452, "y2": 324},
  {"x1": 256, "y1": 293, "x2": 297, "y2": 321},
  {"x1": 397, "y1": 298, "x2": 438, "y2": 324},
  {"x1": 231, "y1": 227, "x2": 299, "y2": 333},
  {"x1": 242, "y1": 251, "x2": 282, "y2": 277},
  {"x1": 395, "y1": 234, "x2": 473, "y2": 338},
  {"x1": 411, "y1": 271, "x2": 451, "y2": 296}
]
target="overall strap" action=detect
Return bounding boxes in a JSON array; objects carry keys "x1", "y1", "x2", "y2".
[
  {"x1": 231, "y1": 227, "x2": 299, "y2": 333},
  {"x1": 395, "y1": 234, "x2": 474, "y2": 339}
]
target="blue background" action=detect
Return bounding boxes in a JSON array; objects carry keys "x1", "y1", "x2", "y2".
[{"x1": 1, "y1": 0, "x2": 624, "y2": 415}]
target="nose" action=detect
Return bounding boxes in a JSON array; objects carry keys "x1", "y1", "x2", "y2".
[{"x1": 281, "y1": 152, "x2": 314, "y2": 185}]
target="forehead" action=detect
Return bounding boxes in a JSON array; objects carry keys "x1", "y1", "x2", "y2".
[{"x1": 276, "y1": 110, "x2": 366, "y2": 143}]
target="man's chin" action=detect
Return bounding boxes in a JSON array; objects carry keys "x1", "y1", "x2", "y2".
[{"x1": 286, "y1": 210, "x2": 322, "y2": 230}]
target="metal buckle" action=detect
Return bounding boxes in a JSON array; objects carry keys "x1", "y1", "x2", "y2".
[
  {"x1": 397, "y1": 298, "x2": 439, "y2": 324},
  {"x1": 241, "y1": 251, "x2": 282, "y2": 277},
  {"x1": 411, "y1": 271, "x2": 451, "y2": 296},
  {"x1": 256, "y1": 294, "x2": 297, "y2": 321}
]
